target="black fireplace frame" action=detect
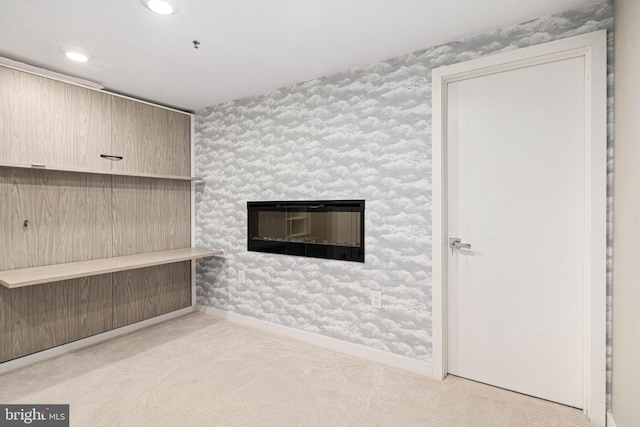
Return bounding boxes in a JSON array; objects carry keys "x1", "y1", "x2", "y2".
[{"x1": 247, "y1": 200, "x2": 365, "y2": 262}]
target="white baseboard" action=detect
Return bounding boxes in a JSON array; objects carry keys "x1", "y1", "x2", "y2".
[
  {"x1": 0, "y1": 307, "x2": 195, "y2": 376},
  {"x1": 607, "y1": 412, "x2": 617, "y2": 427},
  {"x1": 196, "y1": 305, "x2": 433, "y2": 377}
]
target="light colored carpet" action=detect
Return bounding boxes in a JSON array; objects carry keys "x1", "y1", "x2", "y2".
[{"x1": 0, "y1": 313, "x2": 594, "y2": 427}]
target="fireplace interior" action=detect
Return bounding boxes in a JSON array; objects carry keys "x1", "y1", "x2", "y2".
[{"x1": 247, "y1": 200, "x2": 364, "y2": 262}]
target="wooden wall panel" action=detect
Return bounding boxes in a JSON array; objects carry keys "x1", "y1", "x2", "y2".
[
  {"x1": 0, "y1": 169, "x2": 112, "y2": 270},
  {"x1": 112, "y1": 176, "x2": 190, "y2": 256},
  {"x1": 76, "y1": 275, "x2": 113, "y2": 339},
  {"x1": 113, "y1": 262, "x2": 191, "y2": 328},
  {"x1": 0, "y1": 66, "x2": 112, "y2": 171},
  {"x1": 9, "y1": 275, "x2": 113, "y2": 361},
  {"x1": 111, "y1": 97, "x2": 190, "y2": 177},
  {"x1": 0, "y1": 168, "x2": 11, "y2": 272},
  {"x1": 0, "y1": 286, "x2": 11, "y2": 363},
  {"x1": 157, "y1": 262, "x2": 192, "y2": 315},
  {"x1": 113, "y1": 267, "x2": 157, "y2": 328},
  {"x1": 11, "y1": 280, "x2": 77, "y2": 359}
]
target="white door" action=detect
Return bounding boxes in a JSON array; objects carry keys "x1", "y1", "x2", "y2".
[{"x1": 446, "y1": 57, "x2": 586, "y2": 408}]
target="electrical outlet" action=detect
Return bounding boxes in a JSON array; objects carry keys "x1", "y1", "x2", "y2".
[
  {"x1": 238, "y1": 269, "x2": 245, "y2": 284},
  {"x1": 371, "y1": 291, "x2": 382, "y2": 309}
]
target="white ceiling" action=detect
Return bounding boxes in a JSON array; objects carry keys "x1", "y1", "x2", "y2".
[{"x1": 0, "y1": 0, "x2": 600, "y2": 112}]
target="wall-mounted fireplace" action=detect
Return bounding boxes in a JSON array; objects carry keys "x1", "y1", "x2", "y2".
[{"x1": 247, "y1": 200, "x2": 364, "y2": 262}]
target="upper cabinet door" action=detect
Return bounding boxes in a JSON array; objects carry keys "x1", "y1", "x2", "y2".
[
  {"x1": 0, "y1": 66, "x2": 112, "y2": 171},
  {"x1": 111, "y1": 97, "x2": 190, "y2": 177}
]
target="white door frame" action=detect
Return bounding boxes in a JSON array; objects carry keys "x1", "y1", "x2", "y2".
[{"x1": 431, "y1": 30, "x2": 607, "y2": 426}]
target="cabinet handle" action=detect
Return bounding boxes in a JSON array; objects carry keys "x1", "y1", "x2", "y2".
[
  {"x1": 31, "y1": 163, "x2": 46, "y2": 168},
  {"x1": 100, "y1": 154, "x2": 124, "y2": 161}
]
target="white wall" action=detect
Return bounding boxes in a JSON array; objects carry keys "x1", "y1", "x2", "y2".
[{"x1": 612, "y1": 0, "x2": 640, "y2": 425}]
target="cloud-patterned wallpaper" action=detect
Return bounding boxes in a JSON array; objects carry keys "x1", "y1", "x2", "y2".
[{"x1": 195, "y1": 0, "x2": 613, "y2": 374}]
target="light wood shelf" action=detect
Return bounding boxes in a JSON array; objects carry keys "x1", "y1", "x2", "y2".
[
  {"x1": 0, "y1": 248, "x2": 223, "y2": 289},
  {"x1": 0, "y1": 161, "x2": 203, "y2": 182}
]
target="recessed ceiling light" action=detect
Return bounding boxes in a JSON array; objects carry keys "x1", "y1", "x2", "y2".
[
  {"x1": 141, "y1": 0, "x2": 179, "y2": 15},
  {"x1": 61, "y1": 47, "x2": 91, "y2": 63}
]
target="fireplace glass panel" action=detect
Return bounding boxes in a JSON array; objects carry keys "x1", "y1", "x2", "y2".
[
  {"x1": 247, "y1": 200, "x2": 364, "y2": 262},
  {"x1": 256, "y1": 211, "x2": 361, "y2": 247}
]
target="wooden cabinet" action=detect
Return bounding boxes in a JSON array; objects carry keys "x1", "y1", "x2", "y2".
[
  {"x1": 0, "y1": 65, "x2": 191, "y2": 178},
  {"x1": 0, "y1": 168, "x2": 113, "y2": 271},
  {"x1": 0, "y1": 65, "x2": 210, "y2": 365},
  {"x1": 113, "y1": 262, "x2": 191, "y2": 328},
  {"x1": 111, "y1": 177, "x2": 191, "y2": 256},
  {"x1": 9, "y1": 275, "x2": 113, "y2": 361},
  {"x1": 0, "y1": 286, "x2": 10, "y2": 362},
  {"x1": 0, "y1": 263, "x2": 192, "y2": 363},
  {"x1": 0, "y1": 66, "x2": 112, "y2": 171},
  {"x1": 111, "y1": 97, "x2": 191, "y2": 177}
]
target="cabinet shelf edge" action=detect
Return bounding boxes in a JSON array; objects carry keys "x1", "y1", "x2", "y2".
[
  {"x1": 0, "y1": 248, "x2": 223, "y2": 289},
  {"x1": 0, "y1": 162, "x2": 202, "y2": 181}
]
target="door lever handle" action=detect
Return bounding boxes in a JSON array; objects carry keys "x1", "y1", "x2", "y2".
[{"x1": 449, "y1": 237, "x2": 471, "y2": 254}]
